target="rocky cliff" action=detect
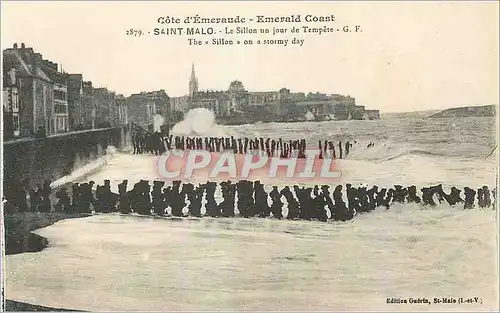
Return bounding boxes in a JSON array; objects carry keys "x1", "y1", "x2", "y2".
[
  {"x1": 381, "y1": 109, "x2": 440, "y2": 120},
  {"x1": 429, "y1": 105, "x2": 496, "y2": 118}
]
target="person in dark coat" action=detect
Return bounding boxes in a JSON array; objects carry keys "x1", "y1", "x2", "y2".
[
  {"x1": 79, "y1": 182, "x2": 94, "y2": 214},
  {"x1": 375, "y1": 187, "x2": 392, "y2": 210},
  {"x1": 54, "y1": 187, "x2": 71, "y2": 213},
  {"x1": 255, "y1": 181, "x2": 270, "y2": 218},
  {"x1": 440, "y1": 186, "x2": 464, "y2": 206},
  {"x1": 295, "y1": 186, "x2": 313, "y2": 220},
  {"x1": 39, "y1": 180, "x2": 52, "y2": 213},
  {"x1": 282, "y1": 186, "x2": 300, "y2": 220},
  {"x1": 185, "y1": 183, "x2": 203, "y2": 217},
  {"x1": 236, "y1": 180, "x2": 254, "y2": 217},
  {"x1": 463, "y1": 187, "x2": 476, "y2": 210},
  {"x1": 220, "y1": 181, "x2": 236, "y2": 217},
  {"x1": 331, "y1": 185, "x2": 353, "y2": 221},
  {"x1": 312, "y1": 186, "x2": 328, "y2": 222},
  {"x1": 118, "y1": 180, "x2": 131, "y2": 214},
  {"x1": 170, "y1": 180, "x2": 184, "y2": 217},
  {"x1": 203, "y1": 181, "x2": 218, "y2": 217},
  {"x1": 71, "y1": 183, "x2": 81, "y2": 213},
  {"x1": 269, "y1": 186, "x2": 283, "y2": 219},
  {"x1": 152, "y1": 181, "x2": 166, "y2": 215},
  {"x1": 406, "y1": 185, "x2": 421, "y2": 204},
  {"x1": 477, "y1": 185, "x2": 492, "y2": 208}
]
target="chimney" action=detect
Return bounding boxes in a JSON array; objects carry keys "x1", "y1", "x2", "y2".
[
  {"x1": 13, "y1": 43, "x2": 18, "y2": 49},
  {"x1": 33, "y1": 53, "x2": 43, "y2": 67},
  {"x1": 21, "y1": 43, "x2": 25, "y2": 49}
]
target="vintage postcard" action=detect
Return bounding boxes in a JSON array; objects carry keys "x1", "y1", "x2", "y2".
[{"x1": 1, "y1": 1, "x2": 499, "y2": 311}]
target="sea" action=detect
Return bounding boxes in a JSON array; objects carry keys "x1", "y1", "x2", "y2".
[{"x1": 5, "y1": 116, "x2": 499, "y2": 311}]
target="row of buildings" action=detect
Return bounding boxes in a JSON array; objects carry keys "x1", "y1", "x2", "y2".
[
  {"x1": 170, "y1": 64, "x2": 380, "y2": 122},
  {"x1": 2, "y1": 43, "x2": 380, "y2": 141},
  {"x1": 2, "y1": 43, "x2": 173, "y2": 141}
]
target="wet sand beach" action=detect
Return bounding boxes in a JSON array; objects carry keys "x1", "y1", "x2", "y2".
[
  {"x1": 4, "y1": 212, "x2": 90, "y2": 255},
  {"x1": 5, "y1": 300, "x2": 83, "y2": 312},
  {"x1": 3, "y1": 213, "x2": 90, "y2": 311}
]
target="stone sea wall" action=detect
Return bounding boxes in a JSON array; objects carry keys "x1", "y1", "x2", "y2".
[{"x1": 3, "y1": 126, "x2": 131, "y2": 189}]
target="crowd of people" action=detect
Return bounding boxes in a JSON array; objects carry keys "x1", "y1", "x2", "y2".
[
  {"x1": 132, "y1": 132, "x2": 375, "y2": 159},
  {"x1": 133, "y1": 131, "x2": 166, "y2": 155},
  {"x1": 3, "y1": 179, "x2": 496, "y2": 222}
]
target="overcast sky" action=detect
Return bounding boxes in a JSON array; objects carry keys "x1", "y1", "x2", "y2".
[{"x1": 2, "y1": 1, "x2": 498, "y2": 113}]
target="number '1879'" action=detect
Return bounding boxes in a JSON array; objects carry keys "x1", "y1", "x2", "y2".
[{"x1": 126, "y1": 29, "x2": 143, "y2": 37}]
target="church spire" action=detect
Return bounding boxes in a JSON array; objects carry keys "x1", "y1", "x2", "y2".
[
  {"x1": 189, "y1": 63, "x2": 198, "y2": 98},
  {"x1": 190, "y1": 63, "x2": 196, "y2": 80}
]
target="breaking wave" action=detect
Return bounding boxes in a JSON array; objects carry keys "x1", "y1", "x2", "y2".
[
  {"x1": 171, "y1": 108, "x2": 228, "y2": 137},
  {"x1": 346, "y1": 140, "x2": 447, "y2": 161},
  {"x1": 152, "y1": 114, "x2": 165, "y2": 133}
]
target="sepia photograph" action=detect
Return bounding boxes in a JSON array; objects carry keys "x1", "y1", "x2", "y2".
[{"x1": 1, "y1": 1, "x2": 499, "y2": 311}]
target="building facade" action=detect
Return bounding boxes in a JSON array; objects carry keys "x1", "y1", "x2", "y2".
[
  {"x1": 3, "y1": 43, "x2": 147, "y2": 140},
  {"x1": 128, "y1": 89, "x2": 170, "y2": 126},
  {"x1": 192, "y1": 91, "x2": 229, "y2": 116},
  {"x1": 3, "y1": 44, "x2": 55, "y2": 138},
  {"x1": 93, "y1": 87, "x2": 116, "y2": 128},
  {"x1": 127, "y1": 91, "x2": 161, "y2": 126},
  {"x1": 82, "y1": 81, "x2": 95, "y2": 129},
  {"x1": 170, "y1": 95, "x2": 189, "y2": 113},
  {"x1": 115, "y1": 94, "x2": 129, "y2": 126},
  {"x1": 146, "y1": 89, "x2": 170, "y2": 117},
  {"x1": 42, "y1": 59, "x2": 68, "y2": 133},
  {"x1": 3, "y1": 43, "x2": 381, "y2": 142},
  {"x1": 3, "y1": 68, "x2": 20, "y2": 139},
  {"x1": 188, "y1": 65, "x2": 250, "y2": 117},
  {"x1": 67, "y1": 73, "x2": 84, "y2": 130},
  {"x1": 181, "y1": 63, "x2": 379, "y2": 121}
]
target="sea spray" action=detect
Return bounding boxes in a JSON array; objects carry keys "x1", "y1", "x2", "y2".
[
  {"x1": 50, "y1": 146, "x2": 118, "y2": 189},
  {"x1": 305, "y1": 111, "x2": 315, "y2": 121},
  {"x1": 153, "y1": 114, "x2": 165, "y2": 133},
  {"x1": 171, "y1": 108, "x2": 228, "y2": 137}
]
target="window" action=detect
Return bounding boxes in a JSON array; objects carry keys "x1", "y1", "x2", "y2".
[
  {"x1": 13, "y1": 114, "x2": 20, "y2": 136},
  {"x1": 54, "y1": 104, "x2": 67, "y2": 114},
  {"x1": 12, "y1": 89, "x2": 18, "y2": 111},
  {"x1": 2, "y1": 89, "x2": 19, "y2": 112},
  {"x1": 57, "y1": 117, "x2": 64, "y2": 131},
  {"x1": 42, "y1": 85, "x2": 46, "y2": 109},
  {"x1": 2, "y1": 90, "x2": 8, "y2": 110},
  {"x1": 54, "y1": 90, "x2": 66, "y2": 101}
]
